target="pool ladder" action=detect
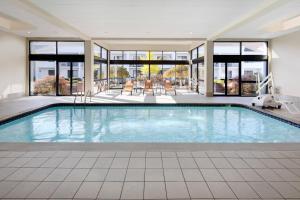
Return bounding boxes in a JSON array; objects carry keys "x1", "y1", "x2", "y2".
[{"x1": 73, "y1": 90, "x2": 92, "y2": 105}]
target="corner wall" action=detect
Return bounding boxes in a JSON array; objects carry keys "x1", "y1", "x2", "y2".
[
  {"x1": 0, "y1": 31, "x2": 26, "y2": 100},
  {"x1": 271, "y1": 30, "x2": 300, "y2": 97}
]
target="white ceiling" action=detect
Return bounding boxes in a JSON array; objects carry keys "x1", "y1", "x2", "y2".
[{"x1": 0, "y1": 0, "x2": 300, "y2": 50}]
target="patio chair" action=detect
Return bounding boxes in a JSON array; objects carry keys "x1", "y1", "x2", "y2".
[
  {"x1": 164, "y1": 80, "x2": 176, "y2": 95},
  {"x1": 143, "y1": 80, "x2": 154, "y2": 96},
  {"x1": 121, "y1": 80, "x2": 133, "y2": 95}
]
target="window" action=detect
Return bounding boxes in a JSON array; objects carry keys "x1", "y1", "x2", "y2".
[
  {"x1": 176, "y1": 52, "x2": 189, "y2": 60},
  {"x1": 109, "y1": 65, "x2": 129, "y2": 88},
  {"x1": 93, "y1": 63, "x2": 101, "y2": 81},
  {"x1": 94, "y1": 45, "x2": 101, "y2": 59},
  {"x1": 214, "y1": 42, "x2": 240, "y2": 55},
  {"x1": 162, "y1": 65, "x2": 176, "y2": 85},
  {"x1": 57, "y1": 42, "x2": 84, "y2": 55},
  {"x1": 213, "y1": 63, "x2": 226, "y2": 95},
  {"x1": 163, "y1": 52, "x2": 175, "y2": 60},
  {"x1": 150, "y1": 65, "x2": 163, "y2": 81},
  {"x1": 30, "y1": 61, "x2": 57, "y2": 96},
  {"x1": 124, "y1": 51, "x2": 136, "y2": 60},
  {"x1": 102, "y1": 48, "x2": 108, "y2": 59},
  {"x1": 150, "y1": 51, "x2": 162, "y2": 60},
  {"x1": 175, "y1": 65, "x2": 189, "y2": 88},
  {"x1": 101, "y1": 63, "x2": 108, "y2": 79},
  {"x1": 242, "y1": 42, "x2": 267, "y2": 55},
  {"x1": 30, "y1": 42, "x2": 56, "y2": 54},
  {"x1": 192, "y1": 49, "x2": 197, "y2": 59},
  {"x1": 241, "y1": 61, "x2": 267, "y2": 81},
  {"x1": 110, "y1": 51, "x2": 123, "y2": 60},
  {"x1": 198, "y1": 45, "x2": 204, "y2": 57},
  {"x1": 137, "y1": 51, "x2": 149, "y2": 60}
]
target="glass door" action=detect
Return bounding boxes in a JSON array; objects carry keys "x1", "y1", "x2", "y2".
[
  {"x1": 214, "y1": 62, "x2": 240, "y2": 96},
  {"x1": 58, "y1": 62, "x2": 71, "y2": 95},
  {"x1": 226, "y1": 62, "x2": 240, "y2": 96},
  {"x1": 58, "y1": 62, "x2": 84, "y2": 95}
]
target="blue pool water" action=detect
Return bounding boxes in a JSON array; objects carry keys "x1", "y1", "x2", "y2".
[{"x1": 0, "y1": 106, "x2": 299, "y2": 143}]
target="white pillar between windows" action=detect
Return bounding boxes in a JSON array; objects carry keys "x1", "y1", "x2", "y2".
[
  {"x1": 204, "y1": 40, "x2": 214, "y2": 97},
  {"x1": 84, "y1": 40, "x2": 94, "y2": 95}
]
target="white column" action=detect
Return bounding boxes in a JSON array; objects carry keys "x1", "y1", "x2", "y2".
[
  {"x1": 204, "y1": 40, "x2": 214, "y2": 97},
  {"x1": 84, "y1": 40, "x2": 94, "y2": 95}
]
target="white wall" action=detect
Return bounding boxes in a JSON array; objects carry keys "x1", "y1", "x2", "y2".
[
  {"x1": 0, "y1": 30, "x2": 26, "y2": 100},
  {"x1": 271, "y1": 30, "x2": 300, "y2": 97}
]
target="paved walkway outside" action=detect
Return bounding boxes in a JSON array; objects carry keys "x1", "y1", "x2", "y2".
[{"x1": 1, "y1": 150, "x2": 300, "y2": 199}]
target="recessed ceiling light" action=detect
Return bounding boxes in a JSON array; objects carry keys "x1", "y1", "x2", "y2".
[
  {"x1": 189, "y1": 32, "x2": 193, "y2": 34},
  {"x1": 27, "y1": 31, "x2": 31, "y2": 34}
]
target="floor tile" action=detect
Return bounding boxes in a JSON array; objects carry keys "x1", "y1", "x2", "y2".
[
  {"x1": 145, "y1": 169, "x2": 164, "y2": 181},
  {"x1": 219, "y1": 169, "x2": 244, "y2": 181},
  {"x1": 256, "y1": 169, "x2": 284, "y2": 181},
  {"x1": 146, "y1": 158, "x2": 162, "y2": 168},
  {"x1": 0, "y1": 167, "x2": 17, "y2": 180},
  {"x1": 266, "y1": 151, "x2": 286, "y2": 159},
  {"x1": 69, "y1": 151, "x2": 85, "y2": 158},
  {"x1": 277, "y1": 159, "x2": 300, "y2": 168},
  {"x1": 128, "y1": 157, "x2": 145, "y2": 168},
  {"x1": 94, "y1": 157, "x2": 113, "y2": 168},
  {"x1": 178, "y1": 157, "x2": 198, "y2": 168},
  {"x1": 274, "y1": 168, "x2": 300, "y2": 181},
  {"x1": 227, "y1": 158, "x2": 249, "y2": 168},
  {"x1": 206, "y1": 151, "x2": 223, "y2": 158},
  {"x1": 65, "y1": 168, "x2": 89, "y2": 181},
  {"x1": 237, "y1": 169, "x2": 264, "y2": 181},
  {"x1": 176, "y1": 152, "x2": 192, "y2": 157},
  {"x1": 28, "y1": 182, "x2": 60, "y2": 198},
  {"x1": 144, "y1": 182, "x2": 166, "y2": 199},
  {"x1": 194, "y1": 158, "x2": 215, "y2": 168},
  {"x1": 186, "y1": 182, "x2": 212, "y2": 199},
  {"x1": 249, "y1": 182, "x2": 282, "y2": 199},
  {"x1": 0, "y1": 181, "x2": 18, "y2": 197},
  {"x1": 228, "y1": 182, "x2": 259, "y2": 198},
  {"x1": 116, "y1": 151, "x2": 131, "y2": 158},
  {"x1": 191, "y1": 151, "x2": 207, "y2": 158},
  {"x1": 85, "y1": 169, "x2": 108, "y2": 181},
  {"x1": 98, "y1": 182, "x2": 123, "y2": 199},
  {"x1": 23, "y1": 157, "x2": 48, "y2": 167},
  {"x1": 164, "y1": 169, "x2": 184, "y2": 181},
  {"x1": 260, "y1": 158, "x2": 285, "y2": 168},
  {"x1": 53, "y1": 151, "x2": 71, "y2": 157},
  {"x1": 105, "y1": 169, "x2": 126, "y2": 181},
  {"x1": 166, "y1": 182, "x2": 190, "y2": 199},
  {"x1": 110, "y1": 158, "x2": 129, "y2": 168},
  {"x1": 162, "y1": 158, "x2": 180, "y2": 168},
  {"x1": 0, "y1": 158, "x2": 16, "y2": 167},
  {"x1": 58, "y1": 157, "x2": 80, "y2": 168},
  {"x1": 99, "y1": 151, "x2": 116, "y2": 158},
  {"x1": 211, "y1": 158, "x2": 232, "y2": 168},
  {"x1": 74, "y1": 181, "x2": 102, "y2": 199},
  {"x1": 130, "y1": 151, "x2": 146, "y2": 157},
  {"x1": 7, "y1": 157, "x2": 31, "y2": 167},
  {"x1": 51, "y1": 181, "x2": 81, "y2": 199},
  {"x1": 269, "y1": 182, "x2": 300, "y2": 199},
  {"x1": 5, "y1": 167, "x2": 35, "y2": 181},
  {"x1": 75, "y1": 157, "x2": 97, "y2": 168},
  {"x1": 121, "y1": 182, "x2": 144, "y2": 199},
  {"x1": 244, "y1": 158, "x2": 266, "y2": 168},
  {"x1": 5, "y1": 181, "x2": 40, "y2": 198},
  {"x1": 207, "y1": 182, "x2": 236, "y2": 199},
  {"x1": 201, "y1": 169, "x2": 224, "y2": 181},
  {"x1": 182, "y1": 169, "x2": 204, "y2": 181},
  {"x1": 222, "y1": 151, "x2": 239, "y2": 158},
  {"x1": 35, "y1": 151, "x2": 56, "y2": 157},
  {"x1": 45, "y1": 168, "x2": 71, "y2": 181},
  {"x1": 125, "y1": 169, "x2": 145, "y2": 181},
  {"x1": 25, "y1": 167, "x2": 54, "y2": 181},
  {"x1": 251, "y1": 151, "x2": 268, "y2": 158},
  {"x1": 41, "y1": 157, "x2": 65, "y2": 168},
  {"x1": 146, "y1": 152, "x2": 161, "y2": 157},
  {"x1": 83, "y1": 151, "x2": 101, "y2": 157},
  {"x1": 162, "y1": 152, "x2": 177, "y2": 158}
]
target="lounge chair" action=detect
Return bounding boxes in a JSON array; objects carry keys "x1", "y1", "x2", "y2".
[
  {"x1": 143, "y1": 80, "x2": 154, "y2": 96},
  {"x1": 164, "y1": 80, "x2": 176, "y2": 95},
  {"x1": 121, "y1": 80, "x2": 133, "y2": 95}
]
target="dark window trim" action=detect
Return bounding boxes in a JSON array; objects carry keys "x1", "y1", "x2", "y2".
[{"x1": 213, "y1": 41, "x2": 269, "y2": 97}]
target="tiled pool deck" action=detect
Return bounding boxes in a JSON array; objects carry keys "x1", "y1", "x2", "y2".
[
  {"x1": 0, "y1": 91, "x2": 300, "y2": 199},
  {"x1": 1, "y1": 150, "x2": 300, "y2": 199}
]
